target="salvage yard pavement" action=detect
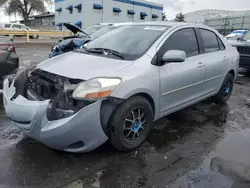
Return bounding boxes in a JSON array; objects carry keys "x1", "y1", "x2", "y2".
[{"x1": 1, "y1": 43, "x2": 250, "y2": 188}]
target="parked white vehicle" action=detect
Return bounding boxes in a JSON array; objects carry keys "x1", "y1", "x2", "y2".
[
  {"x1": 226, "y1": 30, "x2": 248, "y2": 40},
  {"x1": 1, "y1": 23, "x2": 39, "y2": 39}
]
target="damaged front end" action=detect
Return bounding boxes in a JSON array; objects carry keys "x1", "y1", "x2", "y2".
[
  {"x1": 3, "y1": 68, "x2": 122, "y2": 152},
  {"x1": 11, "y1": 69, "x2": 93, "y2": 121}
]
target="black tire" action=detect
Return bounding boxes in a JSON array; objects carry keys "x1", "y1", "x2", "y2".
[
  {"x1": 108, "y1": 96, "x2": 153, "y2": 152},
  {"x1": 212, "y1": 73, "x2": 234, "y2": 104}
]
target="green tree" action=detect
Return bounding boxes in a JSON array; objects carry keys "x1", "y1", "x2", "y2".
[
  {"x1": 174, "y1": 12, "x2": 185, "y2": 22},
  {"x1": 162, "y1": 12, "x2": 167, "y2": 21},
  {"x1": 1, "y1": 0, "x2": 52, "y2": 24}
]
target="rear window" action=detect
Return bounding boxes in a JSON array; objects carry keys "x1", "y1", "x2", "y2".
[
  {"x1": 200, "y1": 29, "x2": 220, "y2": 53},
  {"x1": 4, "y1": 24, "x2": 11, "y2": 28}
]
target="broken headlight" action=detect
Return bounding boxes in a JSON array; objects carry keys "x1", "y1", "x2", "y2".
[{"x1": 72, "y1": 77, "x2": 121, "y2": 101}]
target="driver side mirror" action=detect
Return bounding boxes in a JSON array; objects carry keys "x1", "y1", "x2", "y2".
[{"x1": 162, "y1": 50, "x2": 186, "y2": 63}]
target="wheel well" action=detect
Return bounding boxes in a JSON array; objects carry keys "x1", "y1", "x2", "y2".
[
  {"x1": 133, "y1": 93, "x2": 155, "y2": 115},
  {"x1": 229, "y1": 69, "x2": 235, "y2": 79}
]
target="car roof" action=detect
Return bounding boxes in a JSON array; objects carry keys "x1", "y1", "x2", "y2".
[
  {"x1": 112, "y1": 22, "x2": 134, "y2": 27},
  {"x1": 129, "y1": 21, "x2": 221, "y2": 32},
  {"x1": 132, "y1": 21, "x2": 204, "y2": 27},
  {"x1": 4, "y1": 23, "x2": 25, "y2": 25}
]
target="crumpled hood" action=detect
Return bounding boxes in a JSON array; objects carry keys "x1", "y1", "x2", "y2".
[
  {"x1": 37, "y1": 52, "x2": 133, "y2": 80},
  {"x1": 58, "y1": 38, "x2": 90, "y2": 51},
  {"x1": 63, "y1": 23, "x2": 88, "y2": 36}
]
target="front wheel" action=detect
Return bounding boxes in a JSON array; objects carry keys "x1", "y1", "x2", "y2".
[
  {"x1": 108, "y1": 96, "x2": 153, "y2": 151},
  {"x1": 212, "y1": 73, "x2": 234, "y2": 103}
]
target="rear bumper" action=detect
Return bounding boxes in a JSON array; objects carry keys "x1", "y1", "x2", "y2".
[{"x1": 3, "y1": 78, "x2": 108, "y2": 153}]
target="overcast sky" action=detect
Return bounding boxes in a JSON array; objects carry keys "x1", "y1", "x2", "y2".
[
  {"x1": 151, "y1": 0, "x2": 250, "y2": 18},
  {"x1": 0, "y1": 0, "x2": 250, "y2": 22}
]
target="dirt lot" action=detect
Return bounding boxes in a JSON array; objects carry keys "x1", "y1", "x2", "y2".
[{"x1": 1, "y1": 43, "x2": 250, "y2": 188}]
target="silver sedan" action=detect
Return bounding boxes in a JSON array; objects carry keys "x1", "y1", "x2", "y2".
[{"x1": 3, "y1": 22, "x2": 239, "y2": 153}]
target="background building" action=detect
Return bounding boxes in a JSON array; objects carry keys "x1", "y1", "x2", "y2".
[
  {"x1": 20, "y1": 12, "x2": 55, "y2": 30},
  {"x1": 55, "y1": 0, "x2": 163, "y2": 30}
]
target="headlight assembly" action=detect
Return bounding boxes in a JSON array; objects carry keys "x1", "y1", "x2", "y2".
[{"x1": 72, "y1": 77, "x2": 121, "y2": 101}]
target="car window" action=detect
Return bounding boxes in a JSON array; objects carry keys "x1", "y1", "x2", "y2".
[
  {"x1": 90, "y1": 27, "x2": 115, "y2": 40},
  {"x1": 12, "y1": 24, "x2": 21, "y2": 29},
  {"x1": 217, "y1": 37, "x2": 225, "y2": 50},
  {"x1": 242, "y1": 31, "x2": 250, "y2": 41},
  {"x1": 21, "y1": 25, "x2": 29, "y2": 30},
  {"x1": 84, "y1": 25, "x2": 170, "y2": 60},
  {"x1": 4, "y1": 24, "x2": 11, "y2": 28},
  {"x1": 83, "y1": 25, "x2": 105, "y2": 36},
  {"x1": 200, "y1": 29, "x2": 220, "y2": 53},
  {"x1": 159, "y1": 28, "x2": 199, "y2": 58}
]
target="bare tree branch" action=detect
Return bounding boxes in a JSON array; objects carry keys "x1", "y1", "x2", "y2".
[
  {"x1": 3, "y1": 0, "x2": 52, "y2": 24},
  {"x1": 0, "y1": 0, "x2": 8, "y2": 6}
]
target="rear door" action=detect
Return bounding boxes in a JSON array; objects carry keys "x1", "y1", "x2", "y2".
[{"x1": 197, "y1": 28, "x2": 228, "y2": 95}]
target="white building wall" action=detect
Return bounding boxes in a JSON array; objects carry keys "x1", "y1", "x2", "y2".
[
  {"x1": 55, "y1": 0, "x2": 163, "y2": 30},
  {"x1": 83, "y1": 0, "x2": 103, "y2": 27}
]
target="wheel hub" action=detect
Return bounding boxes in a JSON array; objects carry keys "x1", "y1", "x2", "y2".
[
  {"x1": 132, "y1": 120, "x2": 141, "y2": 132},
  {"x1": 123, "y1": 108, "x2": 146, "y2": 141},
  {"x1": 224, "y1": 80, "x2": 231, "y2": 94}
]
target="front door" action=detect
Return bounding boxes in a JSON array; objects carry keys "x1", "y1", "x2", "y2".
[{"x1": 158, "y1": 28, "x2": 205, "y2": 114}]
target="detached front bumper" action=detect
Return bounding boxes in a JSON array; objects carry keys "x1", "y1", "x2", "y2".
[{"x1": 3, "y1": 79, "x2": 108, "y2": 153}]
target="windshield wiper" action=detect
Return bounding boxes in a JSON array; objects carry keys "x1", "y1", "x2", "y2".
[{"x1": 84, "y1": 48, "x2": 125, "y2": 59}]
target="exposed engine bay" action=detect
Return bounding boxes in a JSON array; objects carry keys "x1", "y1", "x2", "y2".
[{"x1": 11, "y1": 69, "x2": 92, "y2": 120}]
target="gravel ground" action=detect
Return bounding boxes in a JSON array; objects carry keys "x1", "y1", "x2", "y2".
[{"x1": 0, "y1": 43, "x2": 250, "y2": 188}]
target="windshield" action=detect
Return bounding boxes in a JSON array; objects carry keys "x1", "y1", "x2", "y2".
[
  {"x1": 83, "y1": 25, "x2": 105, "y2": 36},
  {"x1": 242, "y1": 31, "x2": 250, "y2": 41},
  {"x1": 85, "y1": 25, "x2": 169, "y2": 59},
  {"x1": 90, "y1": 27, "x2": 115, "y2": 40}
]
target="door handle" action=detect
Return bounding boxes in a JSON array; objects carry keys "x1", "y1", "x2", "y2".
[
  {"x1": 197, "y1": 62, "x2": 205, "y2": 68},
  {"x1": 223, "y1": 56, "x2": 228, "y2": 61}
]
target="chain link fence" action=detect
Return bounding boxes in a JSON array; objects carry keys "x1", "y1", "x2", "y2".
[{"x1": 204, "y1": 15, "x2": 250, "y2": 35}]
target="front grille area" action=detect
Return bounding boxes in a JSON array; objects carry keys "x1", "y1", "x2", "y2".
[
  {"x1": 237, "y1": 46, "x2": 250, "y2": 55},
  {"x1": 28, "y1": 69, "x2": 90, "y2": 111}
]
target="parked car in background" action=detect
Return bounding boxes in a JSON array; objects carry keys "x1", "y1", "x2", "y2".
[
  {"x1": 226, "y1": 30, "x2": 248, "y2": 40},
  {"x1": 228, "y1": 31, "x2": 250, "y2": 70},
  {"x1": 49, "y1": 23, "x2": 132, "y2": 58},
  {"x1": 3, "y1": 22, "x2": 238, "y2": 153},
  {"x1": 1, "y1": 23, "x2": 39, "y2": 39},
  {"x1": 53, "y1": 23, "x2": 112, "y2": 45},
  {"x1": 0, "y1": 37, "x2": 19, "y2": 89}
]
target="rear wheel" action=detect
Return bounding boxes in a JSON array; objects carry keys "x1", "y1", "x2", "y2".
[
  {"x1": 212, "y1": 73, "x2": 234, "y2": 103},
  {"x1": 108, "y1": 96, "x2": 153, "y2": 151}
]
